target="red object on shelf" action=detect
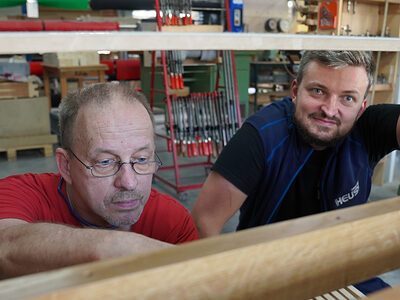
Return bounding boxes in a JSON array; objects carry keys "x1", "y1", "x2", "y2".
[
  {"x1": 29, "y1": 61, "x2": 43, "y2": 77},
  {"x1": 116, "y1": 59, "x2": 141, "y2": 80},
  {"x1": 319, "y1": 1, "x2": 338, "y2": 29},
  {"x1": 0, "y1": 20, "x2": 119, "y2": 32},
  {"x1": 100, "y1": 60, "x2": 115, "y2": 76},
  {"x1": 43, "y1": 20, "x2": 119, "y2": 31},
  {"x1": 0, "y1": 20, "x2": 43, "y2": 31}
]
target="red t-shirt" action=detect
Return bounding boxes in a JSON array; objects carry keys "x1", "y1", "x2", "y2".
[{"x1": 0, "y1": 173, "x2": 198, "y2": 244}]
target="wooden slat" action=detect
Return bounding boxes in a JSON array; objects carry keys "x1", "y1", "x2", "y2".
[
  {"x1": 0, "y1": 32, "x2": 400, "y2": 54},
  {"x1": 1, "y1": 197, "x2": 400, "y2": 300},
  {"x1": 17, "y1": 208, "x2": 400, "y2": 300}
]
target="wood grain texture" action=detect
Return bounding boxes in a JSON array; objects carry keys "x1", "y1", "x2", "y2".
[
  {"x1": 2, "y1": 197, "x2": 400, "y2": 300},
  {"x1": 0, "y1": 32, "x2": 400, "y2": 54},
  {"x1": 19, "y1": 208, "x2": 400, "y2": 300}
]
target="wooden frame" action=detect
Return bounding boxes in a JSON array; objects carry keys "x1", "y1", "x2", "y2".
[
  {"x1": 2, "y1": 197, "x2": 400, "y2": 299},
  {"x1": 42, "y1": 64, "x2": 107, "y2": 109}
]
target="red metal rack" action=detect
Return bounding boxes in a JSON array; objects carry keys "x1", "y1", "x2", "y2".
[{"x1": 150, "y1": 0, "x2": 241, "y2": 199}]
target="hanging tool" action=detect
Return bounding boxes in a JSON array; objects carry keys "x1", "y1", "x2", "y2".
[
  {"x1": 188, "y1": 95, "x2": 198, "y2": 156},
  {"x1": 177, "y1": 97, "x2": 187, "y2": 156},
  {"x1": 171, "y1": 96, "x2": 181, "y2": 154},
  {"x1": 200, "y1": 93, "x2": 210, "y2": 156}
]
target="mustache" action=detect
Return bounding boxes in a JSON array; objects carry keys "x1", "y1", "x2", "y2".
[
  {"x1": 309, "y1": 112, "x2": 341, "y2": 126},
  {"x1": 109, "y1": 190, "x2": 144, "y2": 203}
]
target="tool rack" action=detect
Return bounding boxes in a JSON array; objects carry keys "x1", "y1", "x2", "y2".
[{"x1": 150, "y1": 0, "x2": 241, "y2": 200}]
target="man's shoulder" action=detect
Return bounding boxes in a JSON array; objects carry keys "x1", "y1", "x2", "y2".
[
  {"x1": 148, "y1": 188, "x2": 188, "y2": 212},
  {"x1": 246, "y1": 98, "x2": 293, "y2": 130},
  {"x1": 0, "y1": 172, "x2": 60, "y2": 189},
  {"x1": 136, "y1": 189, "x2": 198, "y2": 243}
]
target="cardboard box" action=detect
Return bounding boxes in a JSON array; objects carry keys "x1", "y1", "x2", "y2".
[
  {"x1": 43, "y1": 52, "x2": 100, "y2": 67},
  {"x1": 0, "y1": 97, "x2": 51, "y2": 137}
]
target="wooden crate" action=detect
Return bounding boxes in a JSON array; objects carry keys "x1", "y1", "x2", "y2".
[{"x1": 0, "y1": 79, "x2": 39, "y2": 99}]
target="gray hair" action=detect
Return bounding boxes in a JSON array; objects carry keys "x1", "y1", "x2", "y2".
[
  {"x1": 296, "y1": 50, "x2": 375, "y2": 99},
  {"x1": 58, "y1": 82, "x2": 154, "y2": 149}
]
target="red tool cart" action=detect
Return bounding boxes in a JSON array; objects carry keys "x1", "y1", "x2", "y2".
[{"x1": 150, "y1": 0, "x2": 242, "y2": 200}]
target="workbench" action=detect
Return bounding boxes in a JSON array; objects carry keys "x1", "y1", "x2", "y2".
[{"x1": 42, "y1": 64, "x2": 108, "y2": 109}]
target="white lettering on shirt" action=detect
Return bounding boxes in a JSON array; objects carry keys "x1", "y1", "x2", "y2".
[{"x1": 335, "y1": 181, "x2": 359, "y2": 207}]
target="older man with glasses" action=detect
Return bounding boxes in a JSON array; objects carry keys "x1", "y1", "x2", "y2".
[{"x1": 0, "y1": 82, "x2": 198, "y2": 279}]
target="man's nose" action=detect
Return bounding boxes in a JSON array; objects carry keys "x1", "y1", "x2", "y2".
[
  {"x1": 114, "y1": 163, "x2": 138, "y2": 190},
  {"x1": 321, "y1": 95, "x2": 338, "y2": 117}
]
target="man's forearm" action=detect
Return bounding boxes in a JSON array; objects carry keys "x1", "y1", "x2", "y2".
[{"x1": 0, "y1": 222, "x2": 171, "y2": 279}]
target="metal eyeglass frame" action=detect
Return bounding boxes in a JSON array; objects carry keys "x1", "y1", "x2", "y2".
[{"x1": 67, "y1": 148, "x2": 162, "y2": 178}]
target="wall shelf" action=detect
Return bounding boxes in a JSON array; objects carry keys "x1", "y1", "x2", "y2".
[{"x1": 0, "y1": 32, "x2": 400, "y2": 54}]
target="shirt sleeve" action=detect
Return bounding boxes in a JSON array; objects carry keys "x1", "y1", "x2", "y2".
[
  {"x1": 0, "y1": 174, "x2": 40, "y2": 222},
  {"x1": 357, "y1": 104, "x2": 400, "y2": 165},
  {"x1": 212, "y1": 123, "x2": 265, "y2": 195}
]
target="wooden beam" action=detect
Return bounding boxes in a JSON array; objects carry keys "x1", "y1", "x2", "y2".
[
  {"x1": 1, "y1": 197, "x2": 400, "y2": 300},
  {"x1": 17, "y1": 205, "x2": 400, "y2": 300},
  {"x1": 1, "y1": 32, "x2": 400, "y2": 54}
]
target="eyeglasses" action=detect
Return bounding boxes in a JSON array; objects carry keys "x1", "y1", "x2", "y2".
[{"x1": 67, "y1": 149, "x2": 162, "y2": 178}]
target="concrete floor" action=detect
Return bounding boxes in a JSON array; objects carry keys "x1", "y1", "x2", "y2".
[{"x1": 1, "y1": 141, "x2": 400, "y2": 289}]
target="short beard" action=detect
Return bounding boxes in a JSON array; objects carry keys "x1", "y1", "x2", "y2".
[
  {"x1": 103, "y1": 190, "x2": 146, "y2": 227},
  {"x1": 293, "y1": 111, "x2": 346, "y2": 148}
]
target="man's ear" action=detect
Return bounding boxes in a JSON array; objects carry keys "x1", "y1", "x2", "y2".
[
  {"x1": 55, "y1": 148, "x2": 72, "y2": 184},
  {"x1": 291, "y1": 79, "x2": 298, "y2": 104},
  {"x1": 357, "y1": 99, "x2": 368, "y2": 120}
]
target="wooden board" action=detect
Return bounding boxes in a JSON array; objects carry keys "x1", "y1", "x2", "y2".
[
  {"x1": 169, "y1": 86, "x2": 190, "y2": 97},
  {"x1": 15, "y1": 206, "x2": 400, "y2": 300},
  {"x1": 1, "y1": 32, "x2": 400, "y2": 54},
  {"x1": 0, "y1": 80, "x2": 39, "y2": 99},
  {"x1": 2, "y1": 197, "x2": 400, "y2": 300}
]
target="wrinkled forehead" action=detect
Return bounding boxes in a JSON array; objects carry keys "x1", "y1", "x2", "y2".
[{"x1": 72, "y1": 100, "x2": 154, "y2": 150}]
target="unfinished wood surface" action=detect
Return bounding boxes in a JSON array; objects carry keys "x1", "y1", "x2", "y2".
[
  {"x1": 0, "y1": 80, "x2": 39, "y2": 99},
  {"x1": 1, "y1": 32, "x2": 400, "y2": 54},
  {"x1": 19, "y1": 208, "x2": 400, "y2": 300},
  {"x1": 2, "y1": 197, "x2": 400, "y2": 300}
]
